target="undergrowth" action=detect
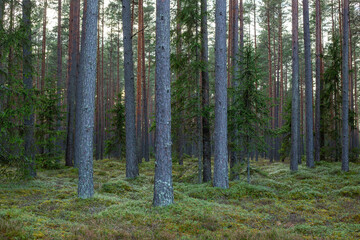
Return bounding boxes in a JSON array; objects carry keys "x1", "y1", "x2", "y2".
[{"x1": 0, "y1": 158, "x2": 359, "y2": 239}]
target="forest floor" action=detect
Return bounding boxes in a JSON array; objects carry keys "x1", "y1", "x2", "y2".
[{"x1": 1, "y1": 157, "x2": 360, "y2": 240}]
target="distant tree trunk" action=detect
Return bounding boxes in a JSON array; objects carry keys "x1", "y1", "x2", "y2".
[
  {"x1": 253, "y1": 0, "x2": 256, "y2": 51},
  {"x1": 201, "y1": 0, "x2": 211, "y2": 183},
  {"x1": 77, "y1": 0, "x2": 98, "y2": 199},
  {"x1": 56, "y1": 0, "x2": 63, "y2": 152},
  {"x1": 303, "y1": 0, "x2": 314, "y2": 168},
  {"x1": 122, "y1": 0, "x2": 138, "y2": 178},
  {"x1": 279, "y1": 5, "x2": 283, "y2": 127},
  {"x1": 230, "y1": 0, "x2": 239, "y2": 180},
  {"x1": 41, "y1": 0, "x2": 47, "y2": 92},
  {"x1": 291, "y1": 0, "x2": 300, "y2": 171},
  {"x1": 341, "y1": 0, "x2": 349, "y2": 172},
  {"x1": 23, "y1": 0, "x2": 36, "y2": 178},
  {"x1": 266, "y1": 0, "x2": 272, "y2": 162},
  {"x1": 95, "y1": 4, "x2": 101, "y2": 160},
  {"x1": 142, "y1": 15, "x2": 149, "y2": 162},
  {"x1": 0, "y1": 0, "x2": 4, "y2": 111},
  {"x1": 213, "y1": 0, "x2": 229, "y2": 189},
  {"x1": 136, "y1": 0, "x2": 143, "y2": 163},
  {"x1": 153, "y1": 0, "x2": 173, "y2": 207},
  {"x1": 315, "y1": 0, "x2": 322, "y2": 162},
  {"x1": 65, "y1": 0, "x2": 80, "y2": 167},
  {"x1": 176, "y1": 0, "x2": 184, "y2": 166}
]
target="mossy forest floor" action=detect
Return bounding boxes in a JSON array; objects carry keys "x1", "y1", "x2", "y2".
[{"x1": 1, "y1": 158, "x2": 360, "y2": 239}]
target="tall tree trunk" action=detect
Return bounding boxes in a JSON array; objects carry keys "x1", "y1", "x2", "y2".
[
  {"x1": 291, "y1": 0, "x2": 300, "y2": 171},
  {"x1": 201, "y1": 0, "x2": 211, "y2": 183},
  {"x1": 41, "y1": 0, "x2": 47, "y2": 92},
  {"x1": 77, "y1": 0, "x2": 98, "y2": 199},
  {"x1": 136, "y1": 0, "x2": 143, "y2": 163},
  {"x1": 23, "y1": 0, "x2": 36, "y2": 178},
  {"x1": 65, "y1": 0, "x2": 80, "y2": 167},
  {"x1": 341, "y1": 0, "x2": 349, "y2": 171},
  {"x1": 142, "y1": 11, "x2": 149, "y2": 163},
  {"x1": 303, "y1": 0, "x2": 314, "y2": 167},
  {"x1": 122, "y1": 0, "x2": 138, "y2": 178},
  {"x1": 230, "y1": 0, "x2": 239, "y2": 180},
  {"x1": 213, "y1": 0, "x2": 229, "y2": 189},
  {"x1": 153, "y1": 0, "x2": 173, "y2": 206},
  {"x1": 95, "y1": 3, "x2": 101, "y2": 160},
  {"x1": 266, "y1": 0, "x2": 272, "y2": 162},
  {"x1": 176, "y1": 0, "x2": 184, "y2": 166},
  {"x1": 315, "y1": 0, "x2": 322, "y2": 162},
  {"x1": 56, "y1": 0, "x2": 63, "y2": 152},
  {"x1": 75, "y1": 0, "x2": 87, "y2": 165},
  {"x1": 0, "y1": 0, "x2": 4, "y2": 111}
]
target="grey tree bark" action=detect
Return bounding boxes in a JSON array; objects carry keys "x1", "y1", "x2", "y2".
[
  {"x1": 76, "y1": 0, "x2": 98, "y2": 199},
  {"x1": 314, "y1": 0, "x2": 322, "y2": 162},
  {"x1": 22, "y1": 0, "x2": 36, "y2": 178},
  {"x1": 341, "y1": 0, "x2": 349, "y2": 172},
  {"x1": 291, "y1": 0, "x2": 300, "y2": 171},
  {"x1": 122, "y1": 0, "x2": 139, "y2": 178},
  {"x1": 201, "y1": 0, "x2": 211, "y2": 183},
  {"x1": 303, "y1": 0, "x2": 314, "y2": 168},
  {"x1": 153, "y1": 0, "x2": 173, "y2": 207},
  {"x1": 213, "y1": 0, "x2": 229, "y2": 188}
]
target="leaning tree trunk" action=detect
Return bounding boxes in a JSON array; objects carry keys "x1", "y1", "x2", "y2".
[
  {"x1": 303, "y1": 0, "x2": 314, "y2": 168},
  {"x1": 213, "y1": 0, "x2": 229, "y2": 189},
  {"x1": 76, "y1": 0, "x2": 98, "y2": 199},
  {"x1": 291, "y1": 0, "x2": 300, "y2": 171},
  {"x1": 122, "y1": 0, "x2": 138, "y2": 178},
  {"x1": 341, "y1": 0, "x2": 349, "y2": 172},
  {"x1": 23, "y1": 0, "x2": 36, "y2": 178},
  {"x1": 153, "y1": 0, "x2": 173, "y2": 207}
]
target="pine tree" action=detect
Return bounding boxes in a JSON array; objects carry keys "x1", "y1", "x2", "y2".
[{"x1": 153, "y1": 0, "x2": 173, "y2": 207}]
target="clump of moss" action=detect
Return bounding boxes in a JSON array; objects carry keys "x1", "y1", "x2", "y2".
[
  {"x1": 101, "y1": 180, "x2": 134, "y2": 195},
  {"x1": 335, "y1": 186, "x2": 360, "y2": 198}
]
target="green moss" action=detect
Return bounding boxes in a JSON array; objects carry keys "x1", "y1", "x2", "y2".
[
  {"x1": 1, "y1": 158, "x2": 360, "y2": 239},
  {"x1": 101, "y1": 180, "x2": 134, "y2": 195},
  {"x1": 335, "y1": 186, "x2": 360, "y2": 198}
]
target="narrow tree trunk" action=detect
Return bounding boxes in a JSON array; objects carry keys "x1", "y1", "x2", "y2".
[
  {"x1": 230, "y1": 0, "x2": 239, "y2": 180},
  {"x1": 95, "y1": 4, "x2": 101, "y2": 160},
  {"x1": 266, "y1": 0, "x2": 272, "y2": 162},
  {"x1": 122, "y1": 0, "x2": 138, "y2": 178},
  {"x1": 77, "y1": 0, "x2": 98, "y2": 199},
  {"x1": 291, "y1": 0, "x2": 300, "y2": 171},
  {"x1": 201, "y1": 0, "x2": 211, "y2": 183},
  {"x1": 65, "y1": 0, "x2": 80, "y2": 167},
  {"x1": 153, "y1": 0, "x2": 173, "y2": 206},
  {"x1": 136, "y1": 0, "x2": 143, "y2": 163},
  {"x1": 213, "y1": 0, "x2": 229, "y2": 189},
  {"x1": 23, "y1": 0, "x2": 36, "y2": 177},
  {"x1": 56, "y1": 0, "x2": 63, "y2": 152},
  {"x1": 41, "y1": 0, "x2": 47, "y2": 92},
  {"x1": 341, "y1": 0, "x2": 349, "y2": 171},
  {"x1": 303, "y1": 0, "x2": 314, "y2": 167},
  {"x1": 142, "y1": 11, "x2": 149, "y2": 162},
  {"x1": 315, "y1": 0, "x2": 322, "y2": 162}
]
